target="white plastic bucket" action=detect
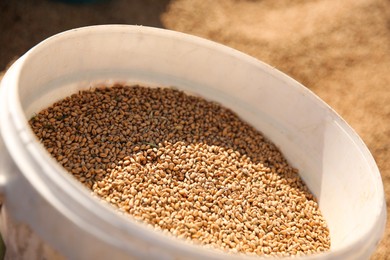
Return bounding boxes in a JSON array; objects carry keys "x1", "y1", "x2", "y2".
[{"x1": 0, "y1": 25, "x2": 386, "y2": 260}]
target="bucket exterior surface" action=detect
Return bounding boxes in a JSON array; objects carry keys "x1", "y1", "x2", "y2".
[{"x1": 0, "y1": 25, "x2": 386, "y2": 259}]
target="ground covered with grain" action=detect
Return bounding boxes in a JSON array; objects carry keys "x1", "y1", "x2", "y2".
[{"x1": 29, "y1": 85, "x2": 330, "y2": 256}]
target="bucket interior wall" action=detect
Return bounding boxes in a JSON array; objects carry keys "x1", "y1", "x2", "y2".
[{"x1": 14, "y1": 26, "x2": 383, "y2": 254}]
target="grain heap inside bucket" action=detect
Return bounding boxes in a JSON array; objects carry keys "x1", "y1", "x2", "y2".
[{"x1": 29, "y1": 84, "x2": 330, "y2": 256}]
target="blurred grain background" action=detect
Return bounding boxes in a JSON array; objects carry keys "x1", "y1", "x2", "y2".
[{"x1": 1, "y1": 0, "x2": 389, "y2": 259}]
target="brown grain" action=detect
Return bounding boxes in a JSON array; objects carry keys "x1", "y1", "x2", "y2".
[{"x1": 29, "y1": 84, "x2": 330, "y2": 256}]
